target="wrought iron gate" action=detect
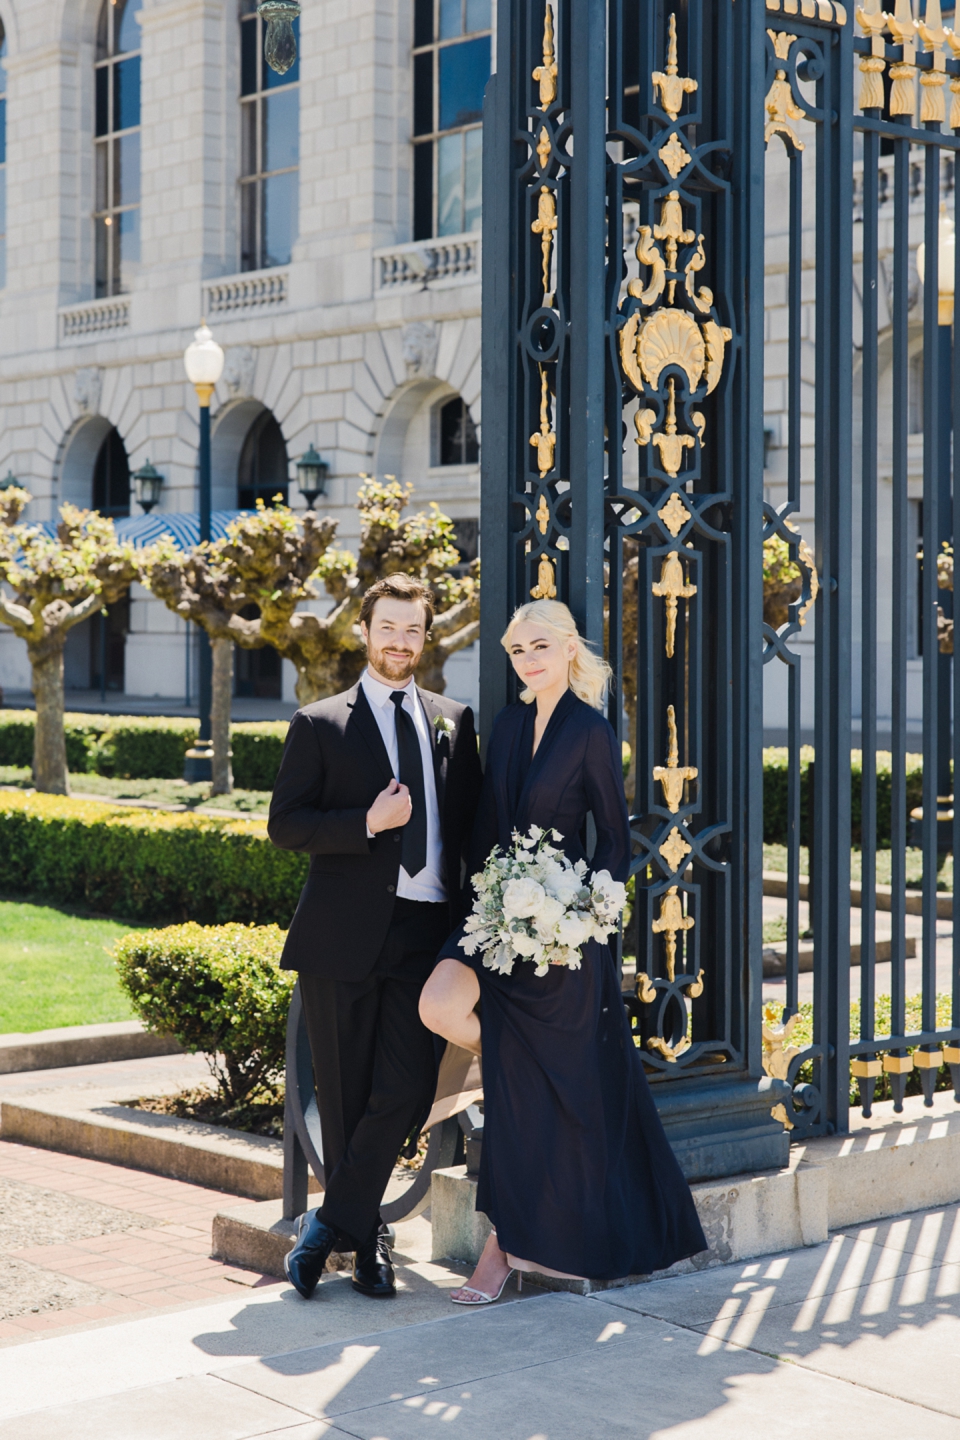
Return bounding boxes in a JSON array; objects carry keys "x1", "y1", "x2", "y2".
[{"x1": 479, "y1": 0, "x2": 960, "y2": 1162}]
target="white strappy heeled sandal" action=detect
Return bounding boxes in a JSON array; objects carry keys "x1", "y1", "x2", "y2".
[{"x1": 449, "y1": 1269, "x2": 521, "y2": 1306}]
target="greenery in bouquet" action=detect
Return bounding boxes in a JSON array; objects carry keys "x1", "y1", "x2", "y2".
[{"x1": 460, "y1": 825, "x2": 627, "y2": 977}]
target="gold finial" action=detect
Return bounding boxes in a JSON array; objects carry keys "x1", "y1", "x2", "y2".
[
  {"x1": 535, "y1": 494, "x2": 550, "y2": 535},
  {"x1": 917, "y1": 0, "x2": 947, "y2": 123},
  {"x1": 856, "y1": 0, "x2": 887, "y2": 111},
  {"x1": 651, "y1": 549, "x2": 697, "y2": 658},
  {"x1": 530, "y1": 554, "x2": 557, "y2": 599},
  {"x1": 652, "y1": 379, "x2": 695, "y2": 478},
  {"x1": 536, "y1": 125, "x2": 552, "y2": 172},
  {"x1": 764, "y1": 32, "x2": 805, "y2": 151},
  {"x1": 651, "y1": 884, "x2": 695, "y2": 982},
  {"x1": 531, "y1": 186, "x2": 558, "y2": 299},
  {"x1": 529, "y1": 366, "x2": 557, "y2": 479},
  {"x1": 654, "y1": 190, "x2": 695, "y2": 302},
  {"x1": 532, "y1": 2, "x2": 558, "y2": 108},
  {"x1": 653, "y1": 703, "x2": 698, "y2": 813},
  {"x1": 886, "y1": 0, "x2": 918, "y2": 117},
  {"x1": 651, "y1": 13, "x2": 698, "y2": 123}
]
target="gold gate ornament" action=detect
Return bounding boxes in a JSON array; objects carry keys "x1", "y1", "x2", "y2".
[
  {"x1": 652, "y1": 549, "x2": 697, "y2": 657},
  {"x1": 653, "y1": 703, "x2": 698, "y2": 813},
  {"x1": 651, "y1": 885, "x2": 694, "y2": 982}
]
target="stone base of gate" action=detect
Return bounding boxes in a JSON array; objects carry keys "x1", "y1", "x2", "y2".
[{"x1": 429, "y1": 1088, "x2": 960, "y2": 1291}]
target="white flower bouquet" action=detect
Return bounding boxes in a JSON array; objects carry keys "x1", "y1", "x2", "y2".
[{"x1": 460, "y1": 824, "x2": 628, "y2": 977}]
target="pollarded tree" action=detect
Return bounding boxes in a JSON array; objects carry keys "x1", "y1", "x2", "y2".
[
  {"x1": 141, "y1": 505, "x2": 336, "y2": 793},
  {"x1": 0, "y1": 501, "x2": 139, "y2": 794},
  {"x1": 258, "y1": 479, "x2": 480, "y2": 703}
]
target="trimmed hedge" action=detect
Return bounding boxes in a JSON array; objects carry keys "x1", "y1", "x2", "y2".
[
  {"x1": 0, "y1": 791, "x2": 306, "y2": 925},
  {"x1": 114, "y1": 923, "x2": 293, "y2": 1103},
  {"x1": 763, "y1": 747, "x2": 926, "y2": 848},
  {"x1": 0, "y1": 710, "x2": 287, "y2": 790}
]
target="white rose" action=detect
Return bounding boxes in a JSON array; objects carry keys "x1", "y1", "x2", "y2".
[
  {"x1": 533, "y1": 894, "x2": 566, "y2": 939},
  {"x1": 555, "y1": 912, "x2": 590, "y2": 949},
  {"x1": 502, "y1": 877, "x2": 547, "y2": 919},
  {"x1": 510, "y1": 930, "x2": 542, "y2": 957},
  {"x1": 548, "y1": 869, "x2": 584, "y2": 907},
  {"x1": 591, "y1": 870, "x2": 627, "y2": 915}
]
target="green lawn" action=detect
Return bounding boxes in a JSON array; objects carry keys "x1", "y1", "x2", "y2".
[
  {"x1": 0, "y1": 899, "x2": 146, "y2": 1033},
  {"x1": 0, "y1": 766, "x2": 269, "y2": 816},
  {"x1": 763, "y1": 844, "x2": 953, "y2": 891}
]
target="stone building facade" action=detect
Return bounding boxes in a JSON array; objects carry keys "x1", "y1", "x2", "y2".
[{"x1": 0, "y1": 0, "x2": 487, "y2": 710}]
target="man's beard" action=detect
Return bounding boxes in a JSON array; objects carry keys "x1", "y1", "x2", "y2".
[{"x1": 368, "y1": 641, "x2": 419, "y2": 684}]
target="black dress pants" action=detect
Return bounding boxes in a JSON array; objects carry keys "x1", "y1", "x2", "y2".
[{"x1": 297, "y1": 897, "x2": 449, "y2": 1248}]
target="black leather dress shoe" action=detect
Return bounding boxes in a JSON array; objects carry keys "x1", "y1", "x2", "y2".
[
  {"x1": 352, "y1": 1227, "x2": 396, "y2": 1298},
  {"x1": 284, "y1": 1210, "x2": 339, "y2": 1299}
]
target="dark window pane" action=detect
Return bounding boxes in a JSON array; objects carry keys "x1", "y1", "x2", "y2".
[
  {"x1": 116, "y1": 0, "x2": 143, "y2": 54},
  {"x1": 241, "y1": 180, "x2": 259, "y2": 270},
  {"x1": 95, "y1": 216, "x2": 109, "y2": 297},
  {"x1": 114, "y1": 56, "x2": 141, "y2": 131},
  {"x1": 96, "y1": 66, "x2": 110, "y2": 137},
  {"x1": 118, "y1": 206, "x2": 140, "y2": 289},
  {"x1": 96, "y1": 140, "x2": 109, "y2": 212},
  {"x1": 115, "y1": 131, "x2": 140, "y2": 207},
  {"x1": 437, "y1": 131, "x2": 461, "y2": 235},
  {"x1": 0, "y1": 99, "x2": 5, "y2": 166},
  {"x1": 263, "y1": 169, "x2": 298, "y2": 266},
  {"x1": 464, "y1": 125, "x2": 481, "y2": 230},
  {"x1": 263, "y1": 88, "x2": 299, "y2": 172},
  {"x1": 238, "y1": 411, "x2": 289, "y2": 509},
  {"x1": 266, "y1": 18, "x2": 299, "y2": 86},
  {"x1": 451, "y1": 517, "x2": 478, "y2": 562},
  {"x1": 413, "y1": 50, "x2": 433, "y2": 135},
  {"x1": 93, "y1": 429, "x2": 131, "y2": 517},
  {"x1": 240, "y1": 0, "x2": 258, "y2": 13},
  {"x1": 241, "y1": 17, "x2": 259, "y2": 96},
  {"x1": 465, "y1": 0, "x2": 490, "y2": 31},
  {"x1": 439, "y1": 397, "x2": 478, "y2": 464},
  {"x1": 438, "y1": 36, "x2": 489, "y2": 130},
  {"x1": 241, "y1": 100, "x2": 257, "y2": 177},
  {"x1": 439, "y1": 0, "x2": 461, "y2": 39},
  {"x1": 414, "y1": 0, "x2": 434, "y2": 48},
  {"x1": 413, "y1": 141, "x2": 433, "y2": 240}
]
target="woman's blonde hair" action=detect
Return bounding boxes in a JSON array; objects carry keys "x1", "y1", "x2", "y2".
[{"x1": 501, "y1": 599, "x2": 612, "y2": 709}]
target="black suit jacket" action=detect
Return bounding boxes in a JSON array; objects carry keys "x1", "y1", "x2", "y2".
[{"x1": 268, "y1": 679, "x2": 483, "y2": 979}]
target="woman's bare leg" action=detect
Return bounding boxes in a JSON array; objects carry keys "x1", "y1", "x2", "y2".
[
  {"x1": 419, "y1": 958, "x2": 481, "y2": 1056},
  {"x1": 450, "y1": 1228, "x2": 512, "y2": 1302}
]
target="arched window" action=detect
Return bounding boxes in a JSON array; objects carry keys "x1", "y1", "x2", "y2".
[
  {"x1": 95, "y1": 0, "x2": 142, "y2": 297},
  {"x1": 238, "y1": 410, "x2": 289, "y2": 508},
  {"x1": 92, "y1": 429, "x2": 131, "y2": 518},
  {"x1": 412, "y1": 0, "x2": 491, "y2": 240},
  {"x1": 436, "y1": 395, "x2": 479, "y2": 466},
  {"x1": 0, "y1": 23, "x2": 7, "y2": 289},
  {"x1": 240, "y1": 0, "x2": 300, "y2": 271}
]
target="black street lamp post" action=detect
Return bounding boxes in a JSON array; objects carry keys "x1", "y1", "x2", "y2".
[{"x1": 182, "y1": 321, "x2": 225, "y2": 782}]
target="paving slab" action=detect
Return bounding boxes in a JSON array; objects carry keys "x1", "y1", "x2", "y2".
[
  {"x1": 242, "y1": 1306, "x2": 959, "y2": 1440},
  {"x1": 0, "y1": 1373, "x2": 313, "y2": 1440}
]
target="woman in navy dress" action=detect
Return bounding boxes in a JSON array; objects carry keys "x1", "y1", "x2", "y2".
[{"x1": 419, "y1": 600, "x2": 706, "y2": 1301}]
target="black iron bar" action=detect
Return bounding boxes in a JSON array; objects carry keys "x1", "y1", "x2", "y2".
[
  {"x1": 858, "y1": 117, "x2": 880, "y2": 1116},
  {"x1": 888, "y1": 128, "x2": 910, "y2": 1111},
  {"x1": 919, "y1": 133, "x2": 942, "y2": 1104}
]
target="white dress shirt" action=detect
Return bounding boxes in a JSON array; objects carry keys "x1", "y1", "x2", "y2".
[{"x1": 360, "y1": 668, "x2": 446, "y2": 903}]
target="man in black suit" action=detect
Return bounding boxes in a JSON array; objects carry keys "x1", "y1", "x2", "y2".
[{"x1": 268, "y1": 572, "x2": 483, "y2": 1300}]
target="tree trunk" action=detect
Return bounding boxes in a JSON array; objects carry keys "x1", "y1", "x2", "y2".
[
  {"x1": 210, "y1": 636, "x2": 234, "y2": 795},
  {"x1": 29, "y1": 644, "x2": 69, "y2": 795}
]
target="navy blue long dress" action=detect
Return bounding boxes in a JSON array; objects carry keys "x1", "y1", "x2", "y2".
[{"x1": 439, "y1": 689, "x2": 707, "y2": 1281}]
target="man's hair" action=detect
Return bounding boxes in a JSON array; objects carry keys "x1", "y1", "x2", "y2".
[{"x1": 358, "y1": 574, "x2": 436, "y2": 633}]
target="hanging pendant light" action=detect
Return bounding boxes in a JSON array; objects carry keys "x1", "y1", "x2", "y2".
[{"x1": 257, "y1": 1, "x2": 301, "y2": 75}]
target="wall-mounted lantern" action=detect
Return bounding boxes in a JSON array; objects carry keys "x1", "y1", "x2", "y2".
[
  {"x1": 296, "y1": 444, "x2": 329, "y2": 509},
  {"x1": 133, "y1": 459, "x2": 165, "y2": 514}
]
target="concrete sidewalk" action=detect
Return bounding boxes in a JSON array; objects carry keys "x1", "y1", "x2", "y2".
[{"x1": 1, "y1": 1197, "x2": 959, "y2": 1438}]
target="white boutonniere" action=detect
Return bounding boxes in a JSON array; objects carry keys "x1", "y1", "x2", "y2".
[{"x1": 433, "y1": 714, "x2": 456, "y2": 738}]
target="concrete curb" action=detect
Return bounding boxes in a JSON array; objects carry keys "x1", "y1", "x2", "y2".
[
  {"x1": 212, "y1": 1199, "x2": 350, "y2": 1276},
  {"x1": 0, "y1": 1021, "x2": 182, "y2": 1075},
  {"x1": 0, "y1": 1094, "x2": 321, "y2": 1201},
  {"x1": 763, "y1": 868, "x2": 953, "y2": 919}
]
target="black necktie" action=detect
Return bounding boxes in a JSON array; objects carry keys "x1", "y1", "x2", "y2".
[{"x1": 390, "y1": 690, "x2": 428, "y2": 878}]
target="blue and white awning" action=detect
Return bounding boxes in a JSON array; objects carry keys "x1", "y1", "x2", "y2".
[{"x1": 35, "y1": 511, "x2": 254, "y2": 550}]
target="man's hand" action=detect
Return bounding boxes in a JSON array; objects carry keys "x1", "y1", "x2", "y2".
[{"x1": 366, "y1": 777, "x2": 412, "y2": 834}]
